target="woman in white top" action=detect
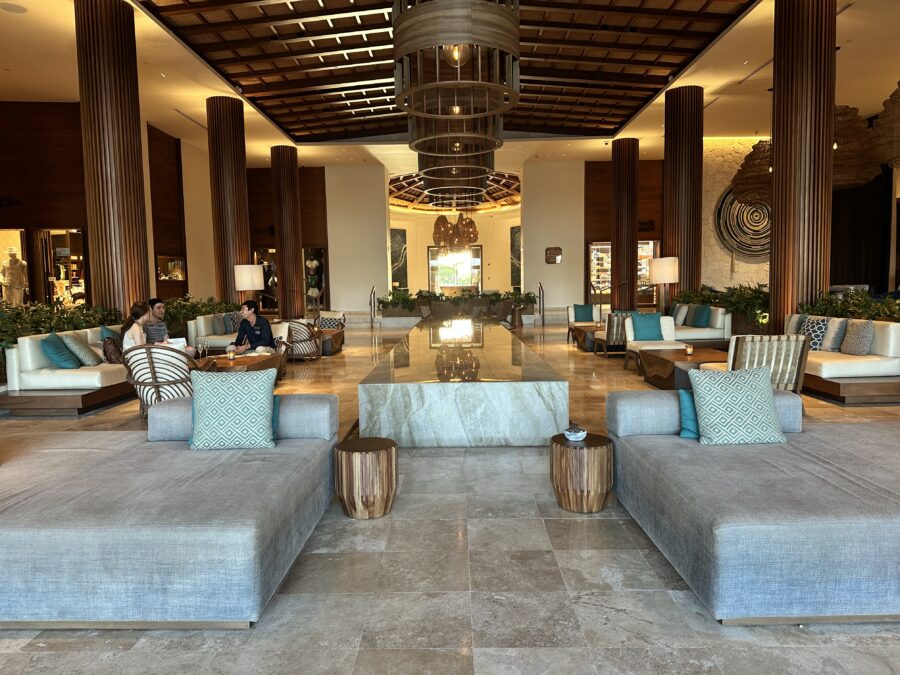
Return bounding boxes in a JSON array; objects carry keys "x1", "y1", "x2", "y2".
[{"x1": 121, "y1": 301, "x2": 151, "y2": 350}]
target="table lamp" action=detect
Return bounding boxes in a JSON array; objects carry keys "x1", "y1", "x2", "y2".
[
  {"x1": 648, "y1": 257, "x2": 678, "y2": 314},
  {"x1": 234, "y1": 264, "x2": 265, "y2": 301}
]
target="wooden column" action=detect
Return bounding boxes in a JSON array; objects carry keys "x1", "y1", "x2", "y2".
[
  {"x1": 769, "y1": 0, "x2": 836, "y2": 334},
  {"x1": 207, "y1": 96, "x2": 251, "y2": 303},
  {"x1": 74, "y1": 0, "x2": 149, "y2": 311},
  {"x1": 611, "y1": 138, "x2": 639, "y2": 311},
  {"x1": 662, "y1": 85, "x2": 704, "y2": 296},
  {"x1": 271, "y1": 146, "x2": 304, "y2": 319}
]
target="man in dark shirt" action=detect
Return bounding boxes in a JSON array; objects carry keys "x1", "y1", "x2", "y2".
[{"x1": 229, "y1": 299, "x2": 275, "y2": 353}]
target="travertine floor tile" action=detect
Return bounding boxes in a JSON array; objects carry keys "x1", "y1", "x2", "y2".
[
  {"x1": 353, "y1": 648, "x2": 474, "y2": 675},
  {"x1": 471, "y1": 592, "x2": 585, "y2": 648},
  {"x1": 469, "y1": 551, "x2": 566, "y2": 592},
  {"x1": 474, "y1": 647, "x2": 597, "y2": 674}
]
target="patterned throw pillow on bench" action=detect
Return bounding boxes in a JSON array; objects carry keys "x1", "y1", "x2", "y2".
[
  {"x1": 840, "y1": 319, "x2": 874, "y2": 356},
  {"x1": 190, "y1": 370, "x2": 277, "y2": 450}
]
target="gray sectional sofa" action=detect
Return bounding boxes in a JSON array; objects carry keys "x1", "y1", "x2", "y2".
[
  {"x1": 0, "y1": 394, "x2": 338, "y2": 627},
  {"x1": 607, "y1": 390, "x2": 900, "y2": 624}
]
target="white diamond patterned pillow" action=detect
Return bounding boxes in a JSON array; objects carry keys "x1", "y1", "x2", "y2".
[
  {"x1": 798, "y1": 317, "x2": 828, "y2": 351},
  {"x1": 687, "y1": 367, "x2": 786, "y2": 445},
  {"x1": 190, "y1": 370, "x2": 277, "y2": 449}
]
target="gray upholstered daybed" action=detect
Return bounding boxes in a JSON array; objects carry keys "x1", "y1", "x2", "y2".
[
  {"x1": 0, "y1": 394, "x2": 338, "y2": 628},
  {"x1": 607, "y1": 390, "x2": 900, "y2": 624}
]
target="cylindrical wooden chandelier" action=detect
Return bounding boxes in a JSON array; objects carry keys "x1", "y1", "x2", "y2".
[
  {"x1": 408, "y1": 114, "x2": 504, "y2": 156},
  {"x1": 418, "y1": 150, "x2": 494, "y2": 181},
  {"x1": 393, "y1": 0, "x2": 520, "y2": 120}
]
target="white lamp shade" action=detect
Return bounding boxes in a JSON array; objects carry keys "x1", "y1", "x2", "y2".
[
  {"x1": 648, "y1": 257, "x2": 679, "y2": 284},
  {"x1": 234, "y1": 264, "x2": 265, "y2": 291}
]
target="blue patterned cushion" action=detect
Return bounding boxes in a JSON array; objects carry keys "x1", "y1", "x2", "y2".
[
  {"x1": 799, "y1": 317, "x2": 828, "y2": 351},
  {"x1": 631, "y1": 312, "x2": 663, "y2": 341},
  {"x1": 678, "y1": 389, "x2": 699, "y2": 440},
  {"x1": 190, "y1": 370, "x2": 277, "y2": 449},
  {"x1": 40, "y1": 332, "x2": 81, "y2": 369},
  {"x1": 688, "y1": 368, "x2": 786, "y2": 445}
]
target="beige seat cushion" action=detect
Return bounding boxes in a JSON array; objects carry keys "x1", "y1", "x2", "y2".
[
  {"x1": 630, "y1": 340, "x2": 686, "y2": 352},
  {"x1": 805, "y1": 351, "x2": 900, "y2": 379},
  {"x1": 698, "y1": 362, "x2": 728, "y2": 372},
  {"x1": 675, "y1": 326, "x2": 725, "y2": 341},
  {"x1": 20, "y1": 364, "x2": 128, "y2": 390},
  {"x1": 198, "y1": 333, "x2": 238, "y2": 348}
]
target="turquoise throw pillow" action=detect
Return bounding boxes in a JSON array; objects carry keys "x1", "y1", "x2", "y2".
[
  {"x1": 678, "y1": 389, "x2": 699, "y2": 439},
  {"x1": 631, "y1": 312, "x2": 663, "y2": 341},
  {"x1": 101, "y1": 325, "x2": 122, "y2": 347},
  {"x1": 573, "y1": 304, "x2": 594, "y2": 322},
  {"x1": 40, "y1": 332, "x2": 81, "y2": 369},
  {"x1": 690, "y1": 304, "x2": 712, "y2": 328},
  {"x1": 687, "y1": 368, "x2": 786, "y2": 445},
  {"x1": 190, "y1": 370, "x2": 277, "y2": 449}
]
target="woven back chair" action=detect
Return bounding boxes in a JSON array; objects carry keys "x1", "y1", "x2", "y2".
[
  {"x1": 288, "y1": 320, "x2": 321, "y2": 361},
  {"x1": 123, "y1": 344, "x2": 199, "y2": 416},
  {"x1": 593, "y1": 313, "x2": 627, "y2": 356},
  {"x1": 727, "y1": 334, "x2": 811, "y2": 392}
]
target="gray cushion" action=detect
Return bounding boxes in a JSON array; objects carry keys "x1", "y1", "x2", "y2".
[
  {"x1": 190, "y1": 370, "x2": 276, "y2": 449},
  {"x1": 840, "y1": 319, "x2": 875, "y2": 356},
  {"x1": 785, "y1": 314, "x2": 807, "y2": 335},
  {"x1": 59, "y1": 332, "x2": 103, "y2": 367},
  {"x1": 687, "y1": 368, "x2": 786, "y2": 445},
  {"x1": 684, "y1": 304, "x2": 698, "y2": 326},
  {"x1": 821, "y1": 317, "x2": 849, "y2": 352},
  {"x1": 606, "y1": 389, "x2": 803, "y2": 437},
  {"x1": 799, "y1": 316, "x2": 828, "y2": 351},
  {"x1": 612, "y1": 422, "x2": 900, "y2": 620},
  {"x1": 211, "y1": 314, "x2": 227, "y2": 336}
]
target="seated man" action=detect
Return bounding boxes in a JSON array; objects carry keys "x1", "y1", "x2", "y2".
[
  {"x1": 145, "y1": 297, "x2": 198, "y2": 358},
  {"x1": 229, "y1": 299, "x2": 276, "y2": 354}
]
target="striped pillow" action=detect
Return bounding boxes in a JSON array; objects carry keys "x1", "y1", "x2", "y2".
[{"x1": 288, "y1": 320, "x2": 319, "y2": 357}]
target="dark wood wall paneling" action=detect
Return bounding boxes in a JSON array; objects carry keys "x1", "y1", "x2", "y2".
[
  {"x1": 248, "y1": 168, "x2": 275, "y2": 249},
  {"x1": 0, "y1": 102, "x2": 87, "y2": 230},
  {"x1": 611, "y1": 139, "x2": 640, "y2": 311},
  {"x1": 147, "y1": 124, "x2": 188, "y2": 300},
  {"x1": 584, "y1": 160, "x2": 663, "y2": 302},
  {"x1": 248, "y1": 167, "x2": 329, "y2": 250},
  {"x1": 831, "y1": 166, "x2": 893, "y2": 294}
]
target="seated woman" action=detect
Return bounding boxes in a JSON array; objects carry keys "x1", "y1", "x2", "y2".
[
  {"x1": 121, "y1": 301, "x2": 152, "y2": 350},
  {"x1": 228, "y1": 299, "x2": 276, "y2": 354}
]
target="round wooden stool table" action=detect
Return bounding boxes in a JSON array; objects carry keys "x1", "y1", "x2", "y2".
[
  {"x1": 334, "y1": 437, "x2": 398, "y2": 519},
  {"x1": 550, "y1": 433, "x2": 614, "y2": 513}
]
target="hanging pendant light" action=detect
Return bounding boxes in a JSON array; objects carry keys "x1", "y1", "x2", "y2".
[
  {"x1": 393, "y1": 0, "x2": 520, "y2": 120},
  {"x1": 408, "y1": 114, "x2": 504, "y2": 156}
]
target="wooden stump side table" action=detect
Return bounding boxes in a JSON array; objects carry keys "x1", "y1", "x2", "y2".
[
  {"x1": 550, "y1": 433, "x2": 614, "y2": 513},
  {"x1": 334, "y1": 437, "x2": 398, "y2": 519}
]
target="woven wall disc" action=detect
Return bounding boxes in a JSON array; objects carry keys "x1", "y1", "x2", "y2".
[{"x1": 714, "y1": 187, "x2": 771, "y2": 259}]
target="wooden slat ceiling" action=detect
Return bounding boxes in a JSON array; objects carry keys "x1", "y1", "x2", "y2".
[
  {"x1": 389, "y1": 171, "x2": 522, "y2": 211},
  {"x1": 141, "y1": 0, "x2": 756, "y2": 143}
]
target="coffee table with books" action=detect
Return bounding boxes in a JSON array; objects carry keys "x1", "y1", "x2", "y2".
[{"x1": 638, "y1": 348, "x2": 728, "y2": 390}]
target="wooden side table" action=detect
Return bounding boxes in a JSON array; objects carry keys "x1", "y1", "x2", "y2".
[
  {"x1": 334, "y1": 437, "x2": 398, "y2": 519},
  {"x1": 550, "y1": 433, "x2": 614, "y2": 513}
]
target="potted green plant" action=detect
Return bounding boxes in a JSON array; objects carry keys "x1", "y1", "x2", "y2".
[{"x1": 377, "y1": 290, "x2": 418, "y2": 317}]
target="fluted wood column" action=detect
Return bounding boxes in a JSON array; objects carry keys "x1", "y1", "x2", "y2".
[
  {"x1": 271, "y1": 146, "x2": 304, "y2": 319},
  {"x1": 612, "y1": 138, "x2": 639, "y2": 311},
  {"x1": 662, "y1": 85, "x2": 704, "y2": 296},
  {"x1": 207, "y1": 96, "x2": 252, "y2": 303},
  {"x1": 74, "y1": 0, "x2": 149, "y2": 311},
  {"x1": 769, "y1": 0, "x2": 836, "y2": 334}
]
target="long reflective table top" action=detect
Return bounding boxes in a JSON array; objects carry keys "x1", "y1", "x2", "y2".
[{"x1": 360, "y1": 320, "x2": 565, "y2": 384}]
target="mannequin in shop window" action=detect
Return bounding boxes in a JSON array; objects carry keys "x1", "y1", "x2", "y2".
[{"x1": 0, "y1": 247, "x2": 27, "y2": 306}]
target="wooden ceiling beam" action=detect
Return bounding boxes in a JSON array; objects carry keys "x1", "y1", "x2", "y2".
[
  {"x1": 241, "y1": 69, "x2": 394, "y2": 97},
  {"x1": 211, "y1": 39, "x2": 393, "y2": 68},
  {"x1": 519, "y1": 51, "x2": 680, "y2": 70},
  {"x1": 265, "y1": 94, "x2": 395, "y2": 114},
  {"x1": 517, "y1": 1, "x2": 732, "y2": 23},
  {"x1": 147, "y1": 0, "x2": 299, "y2": 16},
  {"x1": 504, "y1": 119, "x2": 619, "y2": 135},
  {"x1": 231, "y1": 58, "x2": 394, "y2": 80},
  {"x1": 193, "y1": 21, "x2": 392, "y2": 52},
  {"x1": 520, "y1": 35, "x2": 695, "y2": 56},
  {"x1": 519, "y1": 18, "x2": 711, "y2": 41},
  {"x1": 520, "y1": 66, "x2": 667, "y2": 88},
  {"x1": 291, "y1": 124, "x2": 408, "y2": 142},
  {"x1": 177, "y1": 5, "x2": 392, "y2": 36},
  {"x1": 283, "y1": 111, "x2": 406, "y2": 132},
  {"x1": 519, "y1": 91, "x2": 643, "y2": 107},
  {"x1": 520, "y1": 79, "x2": 653, "y2": 100},
  {"x1": 270, "y1": 103, "x2": 397, "y2": 122},
  {"x1": 514, "y1": 100, "x2": 629, "y2": 118},
  {"x1": 256, "y1": 85, "x2": 394, "y2": 106}
]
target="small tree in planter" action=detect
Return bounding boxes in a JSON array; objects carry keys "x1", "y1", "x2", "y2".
[{"x1": 502, "y1": 291, "x2": 537, "y2": 314}]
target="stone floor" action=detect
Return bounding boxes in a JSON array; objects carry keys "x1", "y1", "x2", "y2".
[{"x1": 0, "y1": 323, "x2": 899, "y2": 674}]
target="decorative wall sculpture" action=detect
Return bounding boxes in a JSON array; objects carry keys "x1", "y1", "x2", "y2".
[
  {"x1": 390, "y1": 228, "x2": 408, "y2": 290},
  {"x1": 714, "y1": 186, "x2": 771, "y2": 259}
]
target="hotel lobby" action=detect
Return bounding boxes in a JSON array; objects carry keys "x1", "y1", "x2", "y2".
[{"x1": 1, "y1": 0, "x2": 899, "y2": 673}]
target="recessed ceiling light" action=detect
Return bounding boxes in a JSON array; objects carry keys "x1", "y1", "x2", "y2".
[
  {"x1": 743, "y1": 60, "x2": 750, "y2": 65},
  {"x1": 160, "y1": 73, "x2": 167, "y2": 78},
  {"x1": 0, "y1": 3, "x2": 28, "y2": 14}
]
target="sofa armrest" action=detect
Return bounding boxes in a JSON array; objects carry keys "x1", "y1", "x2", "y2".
[
  {"x1": 606, "y1": 389, "x2": 803, "y2": 437},
  {"x1": 187, "y1": 319, "x2": 198, "y2": 347},
  {"x1": 147, "y1": 394, "x2": 340, "y2": 442},
  {"x1": 4, "y1": 346, "x2": 20, "y2": 391},
  {"x1": 723, "y1": 313, "x2": 732, "y2": 339}
]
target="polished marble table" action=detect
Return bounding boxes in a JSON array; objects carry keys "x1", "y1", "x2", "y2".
[{"x1": 358, "y1": 320, "x2": 568, "y2": 447}]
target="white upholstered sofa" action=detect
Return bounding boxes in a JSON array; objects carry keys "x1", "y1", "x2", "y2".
[
  {"x1": 673, "y1": 306, "x2": 732, "y2": 342},
  {"x1": 187, "y1": 313, "x2": 289, "y2": 350},
  {"x1": 4, "y1": 326, "x2": 127, "y2": 392}
]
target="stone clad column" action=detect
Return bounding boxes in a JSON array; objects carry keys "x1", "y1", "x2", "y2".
[
  {"x1": 662, "y1": 85, "x2": 704, "y2": 296},
  {"x1": 271, "y1": 145, "x2": 304, "y2": 319},
  {"x1": 207, "y1": 96, "x2": 252, "y2": 303},
  {"x1": 611, "y1": 138, "x2": 639, "y2": 311},
  {"x1": 769, "y1": 0, "x2": 836, "y2": 334},
  {"x1": 74, "y1": 0, "x2": 149, "y2": 311}
]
